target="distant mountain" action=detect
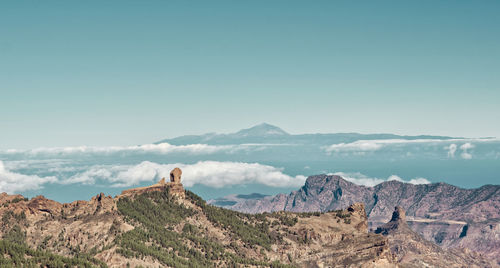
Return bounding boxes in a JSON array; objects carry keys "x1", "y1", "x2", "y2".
[
  {"x1": 216, "y1": 175, "x2": 500, "y2": 264},
  {"x1": 233, "y1": 123, "x2": 289, "y2": 137},
  {"x1": 156, "y1": 123, "x2": 458, "y2": 145}
]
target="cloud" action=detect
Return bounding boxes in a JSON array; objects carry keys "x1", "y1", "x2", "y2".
[
  {"x1": 332, "y1": 172, "x2": 385, "y2": 186},
  {"x1": 62, "y1": 161, "x2": 307, "y2": 188},
  {"x1": 0, "y1": 161, "x2": 58, "y2": 194},
  {"x1": 324, "y1": 138, "x2": 495, "y2": 155},
  {"x1": 331, "y1": 172, "x2": 430, "y2": 187},
  {"x1": 2, "y1": 143, "x2": 287, "y2": 157},
  {"x1": 324, "y1": 139, "x2": 447, "y2": 154},
  {"x1": 446, "y1": 144, "x2": 457, "y2": 158},
  {"x1": 387, "y1": 175, "x2": 431, "y2": 185},
  {"x1": 4, "y1": 143, "x2": 231, "y2": 156},
  {"x1": 324, "y1": 141, "x2": 383, "y2": 154},
  {"x1": 460, "y1": 143, "x2": 474, "y2": 159},
  {"x1": 1, "y1": 160, "x2": 307, "y2": 194}
]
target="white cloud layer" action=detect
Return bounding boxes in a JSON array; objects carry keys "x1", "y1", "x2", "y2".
[
  {"x1": 0, "y1": 161, "x2": 58, "y2": 194},
  {"x1": 324, "y1": 141, "x2": 384, "y2": 153},
  {"x1": 4, "y1": 143, "x2": 231, "y2": 156},
  {"x1": 460, "y1": 143, "x2": 474, "y2": 159},
  {"x1": 0, "y1": 160, "x2": 307, "y2": 194},
  {"x1": 324, "y1": 139, "x2": 451, "y2": 154},
  {"x1": 446, "y1": 144, "x2": 457, "y2": 158},
  {"x1": 3, "y1": 143, "x2": 289, "y2": 156},
  {"x1": 331, "y1": 172, "x2": 431, "y2": 187},
  {"x1": 62, "y1": 161, "x2": 307, "y2": 188},
  {"x1": 324, "y1": 138, "x2": 494, "y2": 155}
]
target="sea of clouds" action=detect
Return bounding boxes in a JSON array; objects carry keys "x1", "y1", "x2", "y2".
[
  {"x1": 1, "y1": 138, "x2": 498, "y2": 196},
  {"x1": 0, "y1": 157, "x2": 432, "y2": 195},
  {"x1": 323, "y1": 138, "x2": 494, "y2": 159},
  {"x1": 0, "y1": 160, "x2": 306, "y2": 194}
]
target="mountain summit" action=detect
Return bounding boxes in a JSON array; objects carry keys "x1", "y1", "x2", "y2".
[
  {"x1": 156, "y1": 123, "x2": 457, "y2": 145},
  {"x1": 157, "y1": 123, "x2": 292, "y2": 145},
  {"x1": 234, "y1": 123, "x2": 289, "y2": 137}
]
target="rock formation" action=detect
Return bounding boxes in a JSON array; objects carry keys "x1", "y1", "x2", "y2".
[
  {"x1": 375, "y1": 206, "x2": 498, "y2": 267},
  {"x1": 119, "y1": 168, "x2": 185, "y2": 198},
  {"x1": 223, "y1": 174, "x2": 500, "y2": 264},
  {"x1": 170, "y1": 167, "x2": 182, "y2": 183},
  {"x1": 291, "y1": 203, "x2": 395, "y2": 267},
  {"x1": 167, "y1": 167, "x2": 185, "y2": 198}
]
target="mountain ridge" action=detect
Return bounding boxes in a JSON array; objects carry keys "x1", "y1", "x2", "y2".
[
  {"x1": 1, "y1": 170, "x2": 497, "y2": 267},
  {"x1": 0, "y1": 171, "x2": 397, "y2": 267},
  {"x1": 156, "y1": 123, "x2": 460, "y2": 145},
  {"x1": 217, "y1": 174, "x2": 500, "y2": 264}
]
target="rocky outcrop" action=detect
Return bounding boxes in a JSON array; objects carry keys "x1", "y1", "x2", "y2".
[
  {"x1": 390, "y1": 206, "x2": 405, "y2": 222},
  {"x1": 293, "y1": 203, "x2": 395, "y2": 267},
  {"x1": 28, "y1": 195, "x2": 63, "y2": 216},
  {"x1": 167, "y1": 167, "x2": 185, "y2": 198},
  {"x1": 375, "y1": 207, "x2": 498, "y2": 267},
  {"x1": 224, "y1": 174, "x2": 500, "y2": 264},
  {"x1": 170, "y1": 167, "x2": 182, "y2": 183},
  {"x1": 119, "y1": 167, "x2": 185, "y2": 198}
]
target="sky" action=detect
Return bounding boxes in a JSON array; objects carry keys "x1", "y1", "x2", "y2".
[{"x1": 1, "y1": 1, "x2": 500, "y2": 149}]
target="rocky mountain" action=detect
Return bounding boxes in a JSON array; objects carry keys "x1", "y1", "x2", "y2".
[
  {"x1": 157, "y1": 123, "x2": 457, "y2": 145},
  {"x1": 0, "y1": 168, "x2": 397, "y2": 267},
  {"x1": 219, "y1": 174, "x2": 500, "y2": 264},
  {"x1": 375, "y1": 206, "x2": 494, "y2": 267}
]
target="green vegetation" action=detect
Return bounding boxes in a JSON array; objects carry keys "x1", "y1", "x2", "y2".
[
  {"x1": 116, "y1": 189, "x2": 295, "y2": 267},
  {"x1": 2, "y1": 197, "x2": 28, "y2": 207},
  {"x1": 3, "y1": 225, "x2": 26, "y2": 245},
  {"x1": 2, "y1": 211, "x2": 26, "y2": 224},
  {"x1": 0, "y1": 208, "x2": 107, "y2": 267},
  {"x1": 186, "y1": 190, "x2": 273, "y2": 250},
  {"x1": 296, "y1": 211, "x2": 321, "y2": 218},
  {"x1": 335, "y1": 210, "x2": 351, "y2": 219},
  {"x1": 11, "y1": 197, "x2": 29, "y2": 203},
  {"x1": 0, "y1": 239, "x2": 107, "y2": 267},
  {"x1": 270, "y1": 214, "x2": 298, "y2": 227}
]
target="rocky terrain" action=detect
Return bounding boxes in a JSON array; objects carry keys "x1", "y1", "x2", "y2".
[
  {"x1": 218, "y1": 174, "x2": 500, "y2": 264},
  {"x1": 0, "y1": 168, "x2": 396, "y2": 267},
  {"x1": 375, "y1": 206, "x2": 494, "y2": 267}
]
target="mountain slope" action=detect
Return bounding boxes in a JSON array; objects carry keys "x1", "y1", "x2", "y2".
[
  {"x1": 0, "y1": 176, "x2": 395, "y2": 267},
  {"x1": 222, "y1": 174, "x2": 500, "y2": 264}
]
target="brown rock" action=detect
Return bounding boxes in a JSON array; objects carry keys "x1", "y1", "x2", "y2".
[
  {"x1": 375, "y1": 206, "x2": 498, "y2": 267},
  {"x1": 119, "y1": 168, "x2": 185, "y2": 199},
  {"x1": 170, "y1": 167, "x2": 182, "y2": 184}
]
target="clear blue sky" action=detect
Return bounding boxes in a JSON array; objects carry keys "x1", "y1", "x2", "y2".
[{"x1": 1, "y1": 1, "x2": 499, "y2": 149}]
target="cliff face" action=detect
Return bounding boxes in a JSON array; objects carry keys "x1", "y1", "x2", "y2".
[
  {"x1": 0, "y1": 170, "x2": 396, "y2": 267},
  {"x1": 375, "y1": 206, "x2": 497, "y2": 267},
  {"x1": 224, "y1": 174, "x2": 500, "y2": 264}
]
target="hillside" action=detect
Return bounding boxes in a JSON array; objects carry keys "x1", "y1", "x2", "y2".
[
  {"x1": 220, "y1": 174, "x2": 500, "y2": 264},
  {"x1": 0, "y1": 169, "x2": 395, "y2": 267}
]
